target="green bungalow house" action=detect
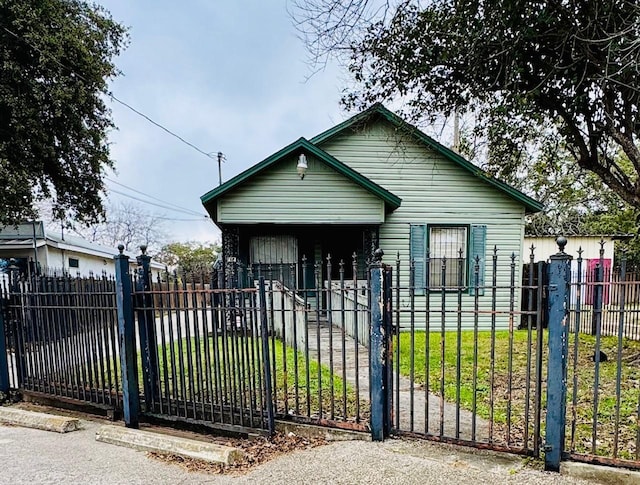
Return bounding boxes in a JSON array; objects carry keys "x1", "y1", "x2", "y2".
[{"x1": 200, "y1": 104, "x2": 542, "y2": 330}]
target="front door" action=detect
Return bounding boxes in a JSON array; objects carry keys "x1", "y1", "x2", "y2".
[{"x1": 249, "y1": 235, "x2": 298, "y2": 288}]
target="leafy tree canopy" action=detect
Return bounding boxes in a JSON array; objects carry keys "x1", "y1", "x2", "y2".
[
  {"x1": 0, "y1": 0, "x2": 127, "y2": 226},
  {"x1": 155, "y1": 241, "x2": 221, "y2": 276},
  {"x1": 295, "y1": 0, "x2": 640, "y2": 209}
]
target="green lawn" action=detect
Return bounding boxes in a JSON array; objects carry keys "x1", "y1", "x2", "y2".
[
  {"x1": 150, "y1": 335, "x2": 365, "y2": 423},
  {"x1": 397, "y1": 329, "x2": 640, "y2": 458}
]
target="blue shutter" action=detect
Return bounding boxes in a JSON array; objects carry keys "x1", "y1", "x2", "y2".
[
  {"x1": 410, "y1": 224, "x2": 426, "y2": 295},
  {"x1": 469, "y1": 225, "x2": 487, "y2": 296}
]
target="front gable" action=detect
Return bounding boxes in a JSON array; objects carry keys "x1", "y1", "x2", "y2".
[{"x1": 201, "y1": 138, "x2": 401, "y2": 225}]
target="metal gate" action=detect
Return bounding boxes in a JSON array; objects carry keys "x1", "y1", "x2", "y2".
[
  {"x1": 383, "y1": 249, "x2": 546, "y2": 457},
  {"x1": 0, "y1": 269, "x2": 122, "y2": 411},
  {"x1": 131, "y1": 261, "x2": 276, "y2": 435},
  {"x1": 130, "y1": 250, "x2": 372, "y2": 435}
]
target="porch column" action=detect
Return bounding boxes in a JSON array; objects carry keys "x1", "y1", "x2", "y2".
[
  {"x1": 363, "y1": 227, "x2": 380, "y2": 263},
  {"x1": 221, "y1": 226, "x2": 240, "y2": 288}
]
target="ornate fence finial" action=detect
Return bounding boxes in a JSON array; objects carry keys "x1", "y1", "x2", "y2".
[
  {"x1": 117, "y1": 244, "x2": 125, "y2": 254},
  {"x1": 373, "y1": 248, "x2": 384, "y2": 263},
  {"x1": 556, "y1": 236, "x2": 567, "y2": 253},
  {"x1": 140, "y1": 244, "x2": 148, "y2": 255}
]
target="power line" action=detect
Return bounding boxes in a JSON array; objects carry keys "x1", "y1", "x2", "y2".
[
  {"x1": 155, "y1": 216, "x2": 213, "y2": 222},
  {"x1": 109, "y1": 188, "x2": 209, "y2": 217},
  {"x1": 2, "y1": 26, "x2": 222, "y2": 163},
  {"x1": 107, "y1": 95, "x2": 217, "y2": 160},
  {"x1": 106, "y1": 177, "x2": 206, "y2": 216}
]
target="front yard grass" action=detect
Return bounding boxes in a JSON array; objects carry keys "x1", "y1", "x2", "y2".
[
  {"x1": 152, "y1": 335, "x2": 365, "y2": 424},
  {"x1": 397, "y1": 329, "x2": 640, "y2": 459}
]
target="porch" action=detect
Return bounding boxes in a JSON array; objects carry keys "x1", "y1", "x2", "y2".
[{"x1": 220, "y1": 224, "x2": 378, "y2": 291}]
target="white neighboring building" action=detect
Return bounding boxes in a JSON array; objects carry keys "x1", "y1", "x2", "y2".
[
  {"x1": 523, "y1": 235, "x2": 633, "y2": 306},
  {"x1": 0, "y1": 222, "x2": 163, "y2": 278},
  {"x1": 523, "y1": 235, "x2": 619, "y2": 266}
]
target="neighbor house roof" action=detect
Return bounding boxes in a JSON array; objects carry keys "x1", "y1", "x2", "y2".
[
  {"x1": 0, "y1": 223, "x2": 164, "y2": 269},
  {"x1": 201, "y1": 137, "x2": 403, "y2": 218},
  {"x1": 310, "y1": 103, "x2": 543, "y2": 213}
]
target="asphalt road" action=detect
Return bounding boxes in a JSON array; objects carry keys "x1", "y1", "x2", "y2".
[{"x1": 0, "y1": 418, "x2": 600, "y2": 485}]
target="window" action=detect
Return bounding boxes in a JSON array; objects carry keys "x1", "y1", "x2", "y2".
[
  {"x1": 410, "y1": 224, "x2": 486, "y2": 294},
  {"x1": 68, "y1": 257, "x2": 80, "y2": 268},
  {"x1": 429, "y1": 226, "x2": 467, "y2": 287}
]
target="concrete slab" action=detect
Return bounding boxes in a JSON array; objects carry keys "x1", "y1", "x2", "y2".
[
  {"x1": 275, "y1": 420, "x2": 371, "y2": 441},
  {"x1": 561, "y1": 460, "x2": 640, "y2": 484},
  {"x1": 0, "y1": 406, "x2": 81, "y2": 433},
  {"x1": 95, "y1": 425, "x2": 245, "y2": 465}
]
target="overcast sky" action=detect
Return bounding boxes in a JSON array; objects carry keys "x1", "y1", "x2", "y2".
[{"x1": 96, "y1": 1, "x2": 348, "y2": 243}]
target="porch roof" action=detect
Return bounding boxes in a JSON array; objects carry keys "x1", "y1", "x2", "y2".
[{"x1": 200, "y1": 137, "x2": 402, "y2": 219}]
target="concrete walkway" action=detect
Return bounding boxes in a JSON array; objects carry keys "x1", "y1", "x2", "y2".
[{"x1": 306, "y1": 319, "x2": 489, "y2": 440}]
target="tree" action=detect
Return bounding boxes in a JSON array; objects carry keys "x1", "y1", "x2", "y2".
[
  {"x1": 294, "y1": 1, "x2": 640, "y2": 210},
  {"x1": 155, "y1": 241, "x2": 221, "y2": 276},
  {"x1": 70, "y1": 201, "x2": 167, "y2": 254},
  {"x1": 0, "y1": 0, "x2": 127, "y2": 226}
]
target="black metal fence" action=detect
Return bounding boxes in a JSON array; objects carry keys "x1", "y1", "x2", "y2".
[
  {"x1": 0, "y1": 270, "x2": 121, "y2": 409},
  {"x1": 388, "y1": 248, "x2": 546, "y2": 457},
  {"x1": 2, "y1": 240, "x2": 640, "y2": 472},
  {"x1": 132, "y1": 270, "x2": 274, "y2": 433},
  {"x1": 565, "y1": 249, "x2": 640, "y2": 468},
  {"x1": 132, "y1": 255, "x2": 372, "y2": 434}
]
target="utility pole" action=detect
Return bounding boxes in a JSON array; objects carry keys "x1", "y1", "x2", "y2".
[
  {"x1": 452, "y1": 110, "x2": 460, "y2": 153},
  {"x1": 217, "y1": 152, "x2": 225, "y2": 186}
]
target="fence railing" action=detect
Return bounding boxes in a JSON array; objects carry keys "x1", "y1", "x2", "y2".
[
  {"x1": 0, "y1": 271, "x2": 121, "y2": 409},
  {"x1": 565, "y1": 249, "x2": 640, "y2": 468},
  {"x1": 2, "y1": 240, "x2": 640, "y2": 472},
  {"x1": 388, "y1": 248, "x2": 545, "y2": 458}
]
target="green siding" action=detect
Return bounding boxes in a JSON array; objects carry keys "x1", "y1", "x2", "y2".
[
  {"x1": 319, "y1": 121, "x2": 525, "y2": 330},
  {"x1": 217, "y1": 153, "x2": 385, "y2": 224}
]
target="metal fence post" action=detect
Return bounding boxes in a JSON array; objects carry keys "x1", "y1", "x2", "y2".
[
  {"x1": 370, "y1": 248, "x2": 391, "y2": 441},
  {"x1": 544, "y1": 236, "x2": 572, "y2": 471},
  {"x1": 136, "y1": 245, "x2": 159, "y2": 411},
  {"x1": 0, "y1": 299, "x2": 9, "y2": 395},
  {"x1": 114, "y1": 245, "x2": 140, "y2": 428},
  {"x1": 258, "y1": 276, "x2": 275, "y2": 436}
]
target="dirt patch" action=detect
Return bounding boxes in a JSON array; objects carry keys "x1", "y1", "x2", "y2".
[{"x1": 147, "y1": 431, "x2": 328, "y2": 475}]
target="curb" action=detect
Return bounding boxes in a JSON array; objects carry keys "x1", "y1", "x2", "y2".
[
  {"x1": 95, "y1": 425, "x2": 245, "y2": 465},
  {"x1": 0, "y1": 406, "x2": 81, "y2": 433},
  {"x1": 275, "y1": 421, "x2": 371, "y2": 442},
  {"x1": 561, "y1": 461, "x2": 640, "y2": 485}
]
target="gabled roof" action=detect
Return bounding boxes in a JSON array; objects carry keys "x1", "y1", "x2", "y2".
[
  {"x1": 200, "y1": 137, "x2": 402, "y2": 214},
  {"x1": 310, "y1": 103, "x2": 543, "y2": 213},
  {"x1": 0, "y1": 222, "x2": 164, "y2": 268}
]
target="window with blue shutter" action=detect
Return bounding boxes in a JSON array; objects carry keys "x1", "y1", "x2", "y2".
[
  {"x1": 469, "y1": 225, "x2": 487, "y2": 296},
  {"x1": 410, "y1": 224, "x2": 426, "y2": 295},
  {"x1": 429, "y1": 226, "x2": 467, "y2": 288},
  {"x1": 411, "y1": 223, "x2": 486, "y2": 294}
]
